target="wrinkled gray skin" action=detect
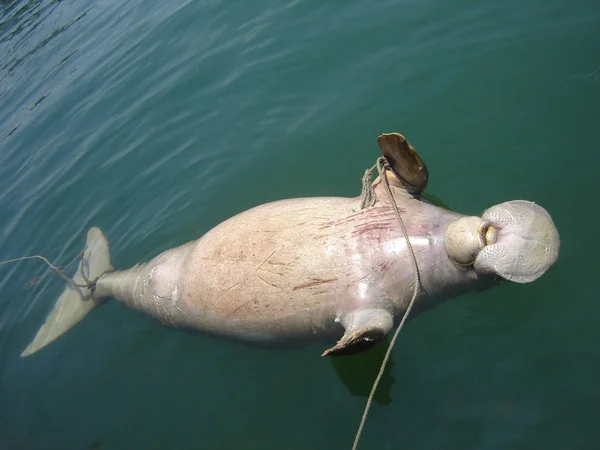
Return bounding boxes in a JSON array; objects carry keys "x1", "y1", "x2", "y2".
[{"x1": 93, "y1": 168, "x2": 560, "y2": 356}]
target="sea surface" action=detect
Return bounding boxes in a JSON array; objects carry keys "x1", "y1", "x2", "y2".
[{"x1": 1, "y1": 0, "x2": 599, "y2": 449}]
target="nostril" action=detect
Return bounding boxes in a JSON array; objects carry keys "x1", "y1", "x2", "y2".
[
  {"x1": 477, "y1": 223, "x2": 488, "y2": 247},
  {"x1": 485, "y1": 226, "x2": 498, "y2": 245}
]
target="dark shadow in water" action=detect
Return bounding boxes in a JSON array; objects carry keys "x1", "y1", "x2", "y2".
[{"x1": 330, "y1": 338, "x2": 395, "y2": 405}]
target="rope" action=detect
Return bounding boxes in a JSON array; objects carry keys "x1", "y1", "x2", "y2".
[
  {"x1": 359, "y1": 163, "x2": 378, "y2": 209},
  {"x1": 0, "y1": 249, "x2": 88, "y2": 289},
  {"x1": 352, "y1": 157, "x2": 422, "y2": 450}
]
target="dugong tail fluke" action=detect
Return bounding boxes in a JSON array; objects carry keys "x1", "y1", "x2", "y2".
[{"x1": 21, "y1": 227, "x2": 113, "y2": 357}]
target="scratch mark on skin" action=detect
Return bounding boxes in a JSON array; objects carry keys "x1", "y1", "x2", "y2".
[
  {"x1": 266, "y1": 260, "x2": 289, "y2": 267},
  {"x1": 257, "y1": 275, "x2": 282, "y2": 290},
  {"x1": 199, "y1": 256, "x2": 248, "y2": 263},
  {"x1": 293, "y1": 278, "x2": 337, "y2": 291},
  {"x1": 229, "y1": 297, "x2": 257, "y2": 316},
  {"x1": 357, "y1": 261, "x2": 396, "y2": 287},
  {"x1": 351, "y1": 221, "x2": 393, "y2": 238},
  {"x1": 378, "y1": 261, "x2": 393, "y2": 273},
  {"x1": 261, "y1": 207, "x2": 320, "y2": 220},
  {"x1": 256, "y1": 250, "x2": 277, "y2": 271},
  {"x1": 157, "y1": 299, "x2": 172, "y2": 325},
  {"x1": 213, "y1": 281, "x2": 242, "y2": 311},
  {"x1": 310, "y1": 289, "x2": 332, "y2": 296},
  {"x1": 317, "y1": 207, "x2": 405, "y2": 230},
  {"x1": 224, "y1": 282, "x2": 241, "y2": 293}
]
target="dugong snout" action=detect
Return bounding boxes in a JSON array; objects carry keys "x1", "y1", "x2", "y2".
[{"x1": 445, "y1": 200, "x2": 560, "y2": 283}]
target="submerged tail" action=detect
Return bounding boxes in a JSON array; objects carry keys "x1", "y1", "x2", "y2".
[{"x1": 21, "y1": 227, "x2": 113, "y2": 357}]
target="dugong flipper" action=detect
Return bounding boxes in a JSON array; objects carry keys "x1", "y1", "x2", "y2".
[
  {"x1": 377, "y1": 132, "x2": 429, "y2": 194},
  {"x1": 321, "y1": 308, "x2": 394, "y2": 356}
]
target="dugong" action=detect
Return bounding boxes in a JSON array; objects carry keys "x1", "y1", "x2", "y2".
[{"x1": 21, "y1": 133, "x2": 560, "y2": 357}]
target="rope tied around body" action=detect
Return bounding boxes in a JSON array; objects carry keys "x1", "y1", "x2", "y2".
[{"x1": 353, "y1": 156, "x2": 422, "y2": 450}]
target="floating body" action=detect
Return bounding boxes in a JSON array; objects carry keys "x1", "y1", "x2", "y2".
[{"x1": 22, "y1": 134, "x2": 560, "y2": 357}]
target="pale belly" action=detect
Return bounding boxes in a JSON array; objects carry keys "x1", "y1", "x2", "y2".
[{"x1": 175, "y1": 196, "x2": 438, "y2": 342}]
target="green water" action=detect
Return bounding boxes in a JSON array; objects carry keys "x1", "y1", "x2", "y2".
[{"x1": 1, "y1": 0, "x2": 599, "y2": 448}]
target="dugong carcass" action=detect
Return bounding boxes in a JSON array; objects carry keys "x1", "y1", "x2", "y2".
[{"x1": 21, "y1": 133, "x2": 560, "y2": 357}]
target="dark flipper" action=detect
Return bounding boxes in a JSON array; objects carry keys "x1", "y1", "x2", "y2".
[{"x1": 377, "y1": 133, "x2": 429, "y2": 195}]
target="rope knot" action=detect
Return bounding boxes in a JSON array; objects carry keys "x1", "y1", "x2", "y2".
[{"x1": 359, "y1": 156, "x2": 389, "y2": 209}]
